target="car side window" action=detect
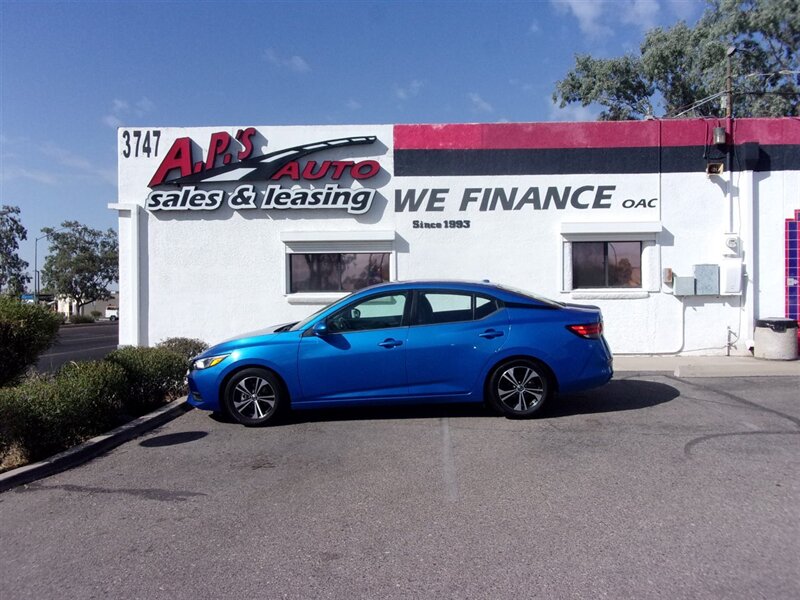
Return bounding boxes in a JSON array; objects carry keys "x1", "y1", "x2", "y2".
[
  {"x1": 415, "y1": 293, "x2": 473, "y2": 325},
  {"x1": 475, "y1": 295, "x2": 501, "y2": 319},
  {"x1": 327, "y1": 293, "x2": 407, "y2": 333}
]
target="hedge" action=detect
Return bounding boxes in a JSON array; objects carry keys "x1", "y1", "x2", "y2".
[
  {"x1": 156, "y1": 337, "x2": 209, "y2": 363},
  {"x1": 0, "y1": 343, "x2": 203, "y2": 472},
  {"x1": 105, "y1": 346, "x2": 188, "y2": 415},
  {"x1": 0, "y1": 297, "x2": 62, "y2": 386},
  {"x1": 0, "y1": 361, "x2": 127, "y2": 465}
]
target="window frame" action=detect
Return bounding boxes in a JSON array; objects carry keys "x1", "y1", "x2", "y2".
[
  {"x1": 281, "y1": 231, "x2": 397, "y2": 304},
  {"x1": 560, "y1": 232, "x2": 659, "y2": 297}
]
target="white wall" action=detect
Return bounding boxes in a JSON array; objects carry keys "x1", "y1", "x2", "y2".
[{"x1": 113, "y1": 124, "x2": 799, "y2": 355}]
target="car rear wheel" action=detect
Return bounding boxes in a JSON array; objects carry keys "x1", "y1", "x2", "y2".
[
  {"x1": 224, "y1": 368, "x2": 283, "y2": 426},
  {"x1": 488, "y1": 359, "x2": 551, "y2": 418}
]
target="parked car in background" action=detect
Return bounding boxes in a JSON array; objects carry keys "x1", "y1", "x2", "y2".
[
  {"x1": 187, "y1": 281, "x2": 613, "y2": 425},
  {"x1": 105, "y1": 306, "x2": 119, "y2": 321}
]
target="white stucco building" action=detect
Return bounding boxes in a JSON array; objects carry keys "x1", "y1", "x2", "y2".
[{"x1": 111, "y1": 118, "x2": 800, "y2": 355}]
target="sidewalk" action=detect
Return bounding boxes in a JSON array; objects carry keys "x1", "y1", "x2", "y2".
[{"x1": 614, "y1": 354, "x2": 800, "y2": 378}]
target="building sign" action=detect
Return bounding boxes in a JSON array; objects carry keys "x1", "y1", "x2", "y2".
[{"x1": 143, "y1": 129, "x2": 381, "y2": 215}]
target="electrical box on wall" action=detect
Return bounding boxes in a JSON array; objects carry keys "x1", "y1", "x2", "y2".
[
  {"x1": 674, "y1": 276, "x2": 696, "y2": 296},
  {"x1": 723, "y1": 234, "x2": 740, "y2": 256},
  {"x1": 694, "y1": 264, "x2": 720, "y2": 295},
  {"x1": 720, "y1": 258, "x2": 743, "y2": 294}
]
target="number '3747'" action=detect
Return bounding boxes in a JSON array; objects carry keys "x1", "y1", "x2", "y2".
[{"x1": 121, "y1": 130, "x2": 161, "y2": 158}]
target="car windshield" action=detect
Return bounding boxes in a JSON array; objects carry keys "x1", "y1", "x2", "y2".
[
  {"x1": 495, "y1": 284, "x2": 565, "y2": 308},
  {"x1": 288, "y1": 292, "x2": 355, "y2": 331}
]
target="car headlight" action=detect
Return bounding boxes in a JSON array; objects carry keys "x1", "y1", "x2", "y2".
[{"x1": 192, "y1": 354, "x2": 230, "y2": 370}]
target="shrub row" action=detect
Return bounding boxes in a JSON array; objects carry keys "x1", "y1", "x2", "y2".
[
  {"x1": 0, "y1": 297, "x2": 62, "y2": 386},
  {"x1": 0, "y1": 338, "x2": 205, "y2": 470}
]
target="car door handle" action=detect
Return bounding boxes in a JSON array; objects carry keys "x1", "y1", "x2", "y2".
[
  {"x1": 479, "y1": 329, "x2": 504, "y2": 339},
  {"x1": 378, "y1": 338, "x2": 403, "y2": 348}
]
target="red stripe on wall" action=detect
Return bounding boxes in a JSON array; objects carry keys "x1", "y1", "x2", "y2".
[{"x1": 394, "y1": 118, "x2": 800, "y2": 150}]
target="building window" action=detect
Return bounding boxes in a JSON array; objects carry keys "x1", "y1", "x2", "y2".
[
  {"x1": 289, "y1": 253, "x2": 390, "y2": 293},
  {"x1": 572, "y1": 241, "x2": 642, "y2": 288}
]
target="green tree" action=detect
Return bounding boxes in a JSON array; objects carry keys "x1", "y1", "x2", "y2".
[
  {"x1": 0, "y1": 205, "x2": 30, "y2": 296},
  {"x1": 41, "y1": 221, "x2": 118, "y2": 314},
  {"x1": 553, "y1": 0, "x2": 800, "y2": 120}
]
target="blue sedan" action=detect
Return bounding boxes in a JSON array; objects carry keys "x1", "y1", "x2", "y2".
[{"x1": 187, "y1": 281, "x2": 613, "y2": 425}]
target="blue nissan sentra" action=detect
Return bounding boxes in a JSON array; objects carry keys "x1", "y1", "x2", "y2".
[{"x1": 187, "y1": 281, "x2": 613, "y2": 425}]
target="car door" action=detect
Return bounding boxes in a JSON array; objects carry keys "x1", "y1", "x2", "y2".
[
  {"x1": 297, "y1": 292, "x2": 410, "y2": 402},
  {"x1": 405, "y1": 290, "x2": 509, "y2": 396}
]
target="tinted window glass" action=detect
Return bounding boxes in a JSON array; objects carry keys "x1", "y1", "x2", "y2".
[
  {"x1": 328, "y1": 294, "x2": 407, "y2": 333},
  {"x1": 289, "y1": 253, "x2": 390, "y2": 293},
  {"x1": 573, "y1": 241, "x2": 642, "y2": 289},
  {"x1": 416, "y1": 293, "x2": 473, "y2": 325},
  {"x1": 475, "y1": 295, "x2": 500, "y2": 319}
]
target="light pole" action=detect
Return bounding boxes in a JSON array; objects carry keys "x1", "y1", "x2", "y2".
[{"x1": 34, "y1": 227, "x2": 64, "y2": 303}]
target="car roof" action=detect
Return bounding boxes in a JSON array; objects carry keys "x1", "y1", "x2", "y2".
[{"x1": 353, "y1": 280, "x2": 555, "y2": 305}]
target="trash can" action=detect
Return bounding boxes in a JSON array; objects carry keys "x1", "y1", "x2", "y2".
[{"x1": 754, "y1": 318, "x2": 799, "y2": 360}]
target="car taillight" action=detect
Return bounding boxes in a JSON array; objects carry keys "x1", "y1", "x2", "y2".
[{"x1": 567, "y1": 322, "x2": 603, "y2": 339}]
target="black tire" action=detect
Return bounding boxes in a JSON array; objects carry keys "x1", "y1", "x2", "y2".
[
  {"x1": 224, "y1": 368, "x2": 284, "y2": 426},
  {"x1": 488, "y1": 359, "x2": 552, "y2": 418}
]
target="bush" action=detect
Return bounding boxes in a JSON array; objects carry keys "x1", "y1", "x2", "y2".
[
  {"x1": 0, "y1": 297, "x2": 62, "y2": 386},
  {"x1": 69, "y1": 314, "x2": 95, "y2": 324},
  {"x1": 156, "y1": 337, "x2": 209, "y2": 363},
  {"x1": 105, "y1": 347, "x2": 187, "y2": 415},
  {"x1": 90, "y1": 310, "x2": 102, "y2": 318},
  {"x1": 0, "y1": 361, "x2": 127, "y2": 464}
]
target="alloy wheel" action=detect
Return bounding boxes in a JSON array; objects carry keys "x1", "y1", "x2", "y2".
[
  {"x1": 495, "y1": 365, "x2": 545, "y2": 413},
  {"x1": 231, "y1": 376, "x2": 276, "y2": 420}
]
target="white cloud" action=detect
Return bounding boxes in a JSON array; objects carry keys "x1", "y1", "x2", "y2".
[
  {"x1": 102, "y1": 96, "x2": 155, "y2": 128},
  {"x1": 0, "y1": 165, "x2": 58, "y2": 185},
  {"x1": 345, "y1": 99, "x2": 362, "y2": 110},
  {"x1": 394, "y1": 80, "x2": 423, "y2": 100},
  {"x1": 39, "y1": 141, "x2": 117, "y2": 185},
  {"x1": 620, "y1": 0, "x2": 660, "y2": 30},
  {"x1": 551, "y1": 0, "x2": 612, "y2": 38},
  {"x1": 547, "y1": 96, "x2": 600, "y2": 121},
  {"x1": 135, "y1": 97, "x2": 155, "y2": 115},
  {"x1": 666, "y1": 0, "x2": 700, "y2": 20},
  {"x1": 551, "y1": 0, "x2": 661, "y2": 37},
  {"x1": 112, "y1": 99, "x2": 130, "y2": 113},
  {"x1": 529, "y1": 20, "x2": 540, "y2": 33},
  {"x1": 468, "y1": 92, "x2": 494, "y2": 113},
  {"x1": 0, "y1": 137, "x2": 116, "y2": 187},
  {"x1": 102, "y1": 115, "x2": 123, "y2": 128},
  {"x1": 264, "y1": 48, "x2": 311, "y2": 73}
]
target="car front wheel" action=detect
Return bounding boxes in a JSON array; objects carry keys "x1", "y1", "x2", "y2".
[
  {"x1": 488, "y1": 359, "x2": 551, "y2": 418},
  {"x1": 224, "y1": 368, "x2": 283, "y2": 426}
]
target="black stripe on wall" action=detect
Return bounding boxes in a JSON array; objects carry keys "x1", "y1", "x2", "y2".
[{"x1": 393, "y1": 144, "x2": 800, "y2": 176}]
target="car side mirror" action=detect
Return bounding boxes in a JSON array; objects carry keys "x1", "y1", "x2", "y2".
[{"x1": 312, "y1": 321, "x2": 329, "y2": 336}]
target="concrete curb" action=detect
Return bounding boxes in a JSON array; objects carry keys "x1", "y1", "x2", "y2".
[
  {"x1": 0, "y1": 398, "x2": 192, "y2": 493},
  {"x1": 613, "y1": 355, "x2": 800, "y2": 378}
]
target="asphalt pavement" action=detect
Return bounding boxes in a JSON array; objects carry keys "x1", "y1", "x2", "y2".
[
  {"x1": 35, "y1": 321, "x2": 119, "y2": 373},
  {"x1": 1, "y1": 373, "x2": 798, "y2": 599}
]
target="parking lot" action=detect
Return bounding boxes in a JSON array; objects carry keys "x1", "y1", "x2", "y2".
[{"x1": 1, "y1": 374, "x2": 798, "y2": 599}]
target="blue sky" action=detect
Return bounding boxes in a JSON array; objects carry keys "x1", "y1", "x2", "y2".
[{"x1": 0, "y1": 0, "x2": 704, "y2": 279}]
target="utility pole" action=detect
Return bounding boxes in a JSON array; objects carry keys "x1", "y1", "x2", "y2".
[{"x1": 726, "y1": 46, "x2": 736, "y2": 119}]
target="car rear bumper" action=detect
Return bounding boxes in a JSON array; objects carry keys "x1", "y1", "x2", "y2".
[{"x1": 559, "y1": 337, "x2": 613, "y2": 394}]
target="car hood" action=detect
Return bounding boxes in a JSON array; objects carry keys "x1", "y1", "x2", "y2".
[
  {"x1": 198, "y1": 322, "x2": 298, "y2": 357},
  {"x1": 220, "y1": 322, "x2": 296, "y2": 343}
]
